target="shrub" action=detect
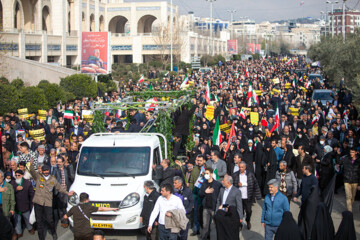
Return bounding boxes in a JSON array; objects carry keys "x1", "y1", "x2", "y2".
[{"x1": 60, "y1": 74, "x2": 97, "y2": 98}]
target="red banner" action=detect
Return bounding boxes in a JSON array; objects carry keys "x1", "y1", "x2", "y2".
[
  {"x1": 247, "y1": 43, "x2": 255, "y2": 54},
  {"x1": 81, "y1": 32, "x2": 110, "y2": 74},
  {"x1": 247, "y1": 43, "x2": 261, "y2": 54},
  {"x1": 227, "y1": 40, "x2": 237, "y2": 54}
]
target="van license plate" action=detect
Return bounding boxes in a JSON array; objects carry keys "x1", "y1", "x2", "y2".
[{"x1": 92, "y1": 223, "x2": 113, "y2": 229}]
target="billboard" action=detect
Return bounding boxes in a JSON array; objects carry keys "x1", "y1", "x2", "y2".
[
  {"x1": 81, "y1": 32, "x2": 111, "y2": 74},
  {"x1": 246, "y1": 43, "x2": 261, "y2": 54},
  {"x1": 227, "y1": 40, "x2": 237, "y2": 54}
]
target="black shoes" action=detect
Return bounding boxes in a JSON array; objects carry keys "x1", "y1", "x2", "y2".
[
  {"x1": 247, "y1": 222, "x2": 251, "y2": 230},
  {"x1": 190, "y1": 231, "x2": 200, "y2": 236}
]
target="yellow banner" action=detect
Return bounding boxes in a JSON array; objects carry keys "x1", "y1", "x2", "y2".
[
  {"x1": 289, "y1": 107, "x2": 300, "y2": 116},
  {"x1": 241, "y1": 107, "x2": 251, "y2": 116},
  {"x1": 206, "y1": 106, "x2": 215, "y2": 121},
  {"x1": 38, "y1": 110, "x2": 47, "y2": 121},
  {"x1": 220, "y1": 123, "x2": 231, "y2": 133},
  {"x1": 300, "y1": 87, "x2": 307, "y2": 92},
  {"x1": 82, "y1": 110, "x2": 94, "y2": 123},
  {"x1": 285, "y1": 83, "x2": 291, "y2": 89},
  {"x1": 18, "y1": 108, "x2": 28, "y2": 119},
  {"x1": 254, "y1": 90, "x2": 261, "y2": 96},
  {"x1": 273, "y1": 78, "x2": 280, "y2": 84},
  {"x1": 29, "y1": 129, "x2": 45, "y2": 141},
  {"x1": 250, "y1": 112, "x2": 259, "y2": 126}
]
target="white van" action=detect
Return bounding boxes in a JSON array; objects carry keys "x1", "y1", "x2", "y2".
[{"x1": 67, "y1": 133, "x2": 166, "y2": 230}]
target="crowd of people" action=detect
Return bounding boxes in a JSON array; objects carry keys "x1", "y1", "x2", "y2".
[{"x1": 0, "y1": 56, "x2": 359, "y2": 240}]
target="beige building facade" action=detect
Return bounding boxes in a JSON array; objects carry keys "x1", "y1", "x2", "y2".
[{"x1": 0, "y1": 0, "x2": 228, "y2": 67}]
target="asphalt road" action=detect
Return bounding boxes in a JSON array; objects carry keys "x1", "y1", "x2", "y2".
[{"x1": 23, "y1": 188, "x2": 360, "y2": 240}]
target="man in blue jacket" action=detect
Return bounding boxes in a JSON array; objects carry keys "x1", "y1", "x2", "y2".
[{"x1": 261, "y1": 179, "x2": 290, "y2": 240}]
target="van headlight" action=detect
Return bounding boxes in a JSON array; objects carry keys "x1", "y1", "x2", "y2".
[
  {"x1": 68, "y1": 192, "x2": 79, "y2": 206},
  {"x1": 119, "y1": 193, "x2": 140, "y2": 209}
]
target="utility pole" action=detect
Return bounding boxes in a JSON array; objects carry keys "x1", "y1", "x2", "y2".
[
  {"x1": 207, "y1": 0, "x2": 216, "y2": 55},
  {"x1": 170, "y1": 0, "x2": 173, "y2": 71},
  {"x1": 227, "y1": 9, "x2": 236, "y2": 39},
  {"x1": 342, "y1": 0, "x2": 346, "y2": 43},
  {"x1": 325, "y1": 7, "x2": 328, "y2": 37},
  {"x1": 327, "y1": 1, "x2": 339, "y2": 37}
]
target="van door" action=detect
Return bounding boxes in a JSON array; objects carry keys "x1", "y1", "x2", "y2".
[{"x1": 152, "y1": 147, "x2": 162, "y2": 181}]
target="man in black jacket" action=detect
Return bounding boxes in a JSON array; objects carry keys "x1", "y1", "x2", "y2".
[
  {"x1": 140, "y1": 181, "x2": 161, "y2": 240},
  {"x1": 199, "y1": 167, "x2": 222, "y2": 240},
  {"x1": 232, "y1": 162, "x2": 262, "y2": 230},
  {"x1": 159, "y1": 159, "x2": 175, "y2": 188},
  {"x1": 173, "y1": 176, "x2": 194, "y2": 240},
  {"x1": 10, "y1": 170, "x2": 35, "y2": 238},
  {"x1": 336, "y1": 147, "x2": 360, "y2": 212}
]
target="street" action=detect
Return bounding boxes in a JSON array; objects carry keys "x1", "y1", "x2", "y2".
[{"x1": 23, "y1": 188, "x2": 360, "y2": 240}]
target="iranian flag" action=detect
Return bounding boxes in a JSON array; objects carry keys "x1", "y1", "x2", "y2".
[
  {"x1": 245, "y1": 66, "x2": 249, "y2": 77},
  {"x1": 138, "y1": 75, "x2": 144, "y2": 85},
  {"x1": 215, "y1": 95, "x2": 220, "y2": 102},
  {"x1": 212, "y1": 117, "x2": 222, "y2": 146},
  {"x1": 286, "y1": 59, "x2": 292, "y2": 65},
  {"x1": 292, "y1": 79, "x2": 296, "y2": 88},
  {"x1": 270, "y1": 104, "x2": 280, "y2": 133},
  {"x1": 115, "y1": 109, "x2": 122, "y2": 119},
  {"x1": 239, "y1": 82, "x2": 243, "y2": 92},
  {"x1": 64, "y1": 110, "x2": 74, "y2": 126},
  {"x1": 239, "y1": 108, "x2": 246, "y2": 119},
  {"x1": 305, "y1": 81, "x2": 311, "y2": 88},
  {"x1": 219, "y1": 81, "x2": 223, "y2": 89},
  {"x1": 247, "y1": 84, "x2": 259, "y2": 107},
  {"x1": 205, "y1": 80, "x2": 211, "y2": 104},
  {"x1": 236, "y1": 73, "x2": 240, "y2": 81},
  {"x1": 180, "y1": 74, "x2": 189, "y2": 88},
  {"x1": 311, "y1": 115, "x2": 319, "y2": 125}
]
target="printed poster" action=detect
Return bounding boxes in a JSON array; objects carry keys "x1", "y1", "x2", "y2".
[{"x1": 81, "y1": 32, "x2": 111, "y2": 74}]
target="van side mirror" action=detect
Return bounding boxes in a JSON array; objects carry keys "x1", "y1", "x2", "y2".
[{"x1": 154, "y1": 165, "x2": 163, "y2": 180}]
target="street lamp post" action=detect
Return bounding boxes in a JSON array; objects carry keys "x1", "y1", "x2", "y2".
[
  {"x1": 326, "y1": 0, "x2": 339, "y2": 37},
  {"x1": 207, "y1": 0, "x2": 216, "y2": 55},
  {"x1": 170, "y1": 0, "x2": 173, "y2": 71},
  {"x1": 320, "y1": 11, "x2": 325, "y2": 36},
  {"x1": 325, "y1": 4, "x2": 328, "y2": 37},
  {"x1": 342, "y1": 0, "x2": 346, "y2": 43},
  {"x1": 226, "y1": 9, "x2": 236, "y2": 39}
]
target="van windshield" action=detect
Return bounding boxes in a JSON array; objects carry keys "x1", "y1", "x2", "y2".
[
  {"x1": 313, "y1": 92, "x2": 334, "y2": 100},
  {"x1": 77, "y1": 147, "x2": 150, "y2": 177}
]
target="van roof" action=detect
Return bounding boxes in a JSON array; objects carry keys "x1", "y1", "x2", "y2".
[{"x1": 82, "y1": 133, "x2": 160, "y2": 148}]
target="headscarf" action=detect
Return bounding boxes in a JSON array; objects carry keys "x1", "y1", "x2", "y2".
[
  {"x1": 310, "y1": 202, "x2": 335, "y2": 240},
  {"x1": 334, "y1": 211, "x2": 356, "y2": 240},
  {"x1": 275, "y1": 211, "x2": 302, "y2": 240}
]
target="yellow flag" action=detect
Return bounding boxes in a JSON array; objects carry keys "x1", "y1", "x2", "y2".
[
  {"x1": 220, "y1": 123, "x2": 231, "y2": 133},
  {"x1": 38, "y1": 110, "x2": 47, "y2": 121},
  {"x1": 29, "y1": 129, "x2": 45, "y2": 141},
  {"x1": 206, "y1": 106, "x2": 215, "y2": 121},
  {"x1": 250, "y1": 112, "x2": 259, "y2": 126}
]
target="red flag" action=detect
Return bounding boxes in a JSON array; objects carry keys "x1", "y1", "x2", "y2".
[
  {"x1": 224, "y1": 121, "x2": 236, "y2": 158},
  {"x1": 261, "y1": 118, "x2": 268, "y2": 127}
]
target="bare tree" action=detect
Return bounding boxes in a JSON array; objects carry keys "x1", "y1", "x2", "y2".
[{"x1": 152, "y1": 19, "x2": 186, "y2": 68}]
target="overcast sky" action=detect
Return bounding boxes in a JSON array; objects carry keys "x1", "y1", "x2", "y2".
[{"x1": 126, "y1": 0, "x2": 348, "y2": 22}]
